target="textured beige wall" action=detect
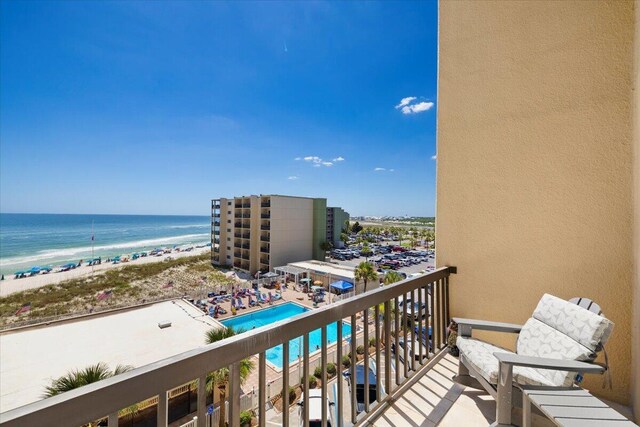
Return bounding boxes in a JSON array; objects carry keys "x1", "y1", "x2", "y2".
[
  {"x1": 437, "y1": 0, "x2": 635, "y2": 405},
  {"x1": 632, "y1": 1, "x2": 639, "y2": 421},
  {"x1": 269, "y1": 196, "x2": 314, "y2": 269}
]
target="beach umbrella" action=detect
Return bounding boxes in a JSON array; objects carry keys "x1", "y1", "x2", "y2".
[
  {"x1": 14, "y1": 270, "x2": 26, "y2": 275},
  {"x1": 300, "y1": 278, "x2": 312, "y2": 283},
  {"x1": 29, "y1": 266, "x2": 42, "y2": 273}
]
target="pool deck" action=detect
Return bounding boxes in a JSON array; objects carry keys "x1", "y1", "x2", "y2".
[{"x1": 204, "y1": 283, "x2": 364, "y2": 397}]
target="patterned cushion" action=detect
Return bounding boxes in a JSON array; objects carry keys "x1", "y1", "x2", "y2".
[
  {"x1": 457, "y1": 336, "x2": 570, "y2": 387},
  {"x1": 517, "y1": 318, "x2": 591, "y2": 386},
  {"x1": 532, "y1": 294, "x2": 614, "y2": 351}
]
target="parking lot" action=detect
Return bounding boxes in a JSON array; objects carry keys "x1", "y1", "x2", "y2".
[{"x1": 330, "y1": 247, "x2": 435, "y2": 277}]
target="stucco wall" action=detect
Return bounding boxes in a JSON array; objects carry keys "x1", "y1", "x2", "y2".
[{"x1": 436, "y1": 0, "x2": 635, "y2": 405}]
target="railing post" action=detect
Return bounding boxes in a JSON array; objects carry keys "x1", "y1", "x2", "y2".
[
  {"x1": 363, "y1": 307, "x2": 370, "y2": 412},
  {"x1": 374, "y1": 304, "x2": 381, "y2": 403},
  {"x1": 228, "y1": 362, "x2": 240, "y2": 427},
  {"x1": 282, "y1": 342, "x2": 290, "y2": 427},
  {"x1": 258, "y1": 353, "x2": 266, "y2": 427},
  {"x1": 157, "y1": 390, "x2": 168, "y2": 427},
  {"x1": 197, "y1": 375, "x2": 207, "y2": 427},
  {"x1": 321, "y1": 326, "x2": 328, "y2": 426},
  {"x1": 384, "y1": 300, "x2": 392, "y2": 396},
  {"x1": 303, "y1": 334, "x2": 310, "y2": 427},
  {"x1": 336, "y1": 322, "x2": 343, "y2": 427},
  {"x1": 350, "y1": 314, "x2": 357, "y2": 425}
]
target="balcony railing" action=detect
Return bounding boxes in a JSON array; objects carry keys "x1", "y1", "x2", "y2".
[
  {"x1": 234, "y1": 222, "x2": 242, "y2": 228},
  {"x1": 234, "y1": 243, "x2": 242, "y2": 249},
  {"x1": 261, "y1": 202, "x2": 270, "y2": 207},
  {"x1": 260, "y1": 225, "x2": 270, "y2": 230},
  {"x1": 260, "y1": 245, "x2": 269, "y2": 253},
  {"x1": 260, "y1": 214, "x2": 270, "y2": 219},
  {"x1": 260, "y1": 257, "x2": 269, "y2": 265},
  {"x1": 0, "y1": 268, "x2": 455, "y2": 427},
  {"x1": 213, "y1": 213, "x2": 220, "y2": 218},
  {"x1": 242, "y1": 203, "x2": 250, "y2": 208},
  {"x1": 260, "y1": 235, "x2": 269, "y2": 242}
]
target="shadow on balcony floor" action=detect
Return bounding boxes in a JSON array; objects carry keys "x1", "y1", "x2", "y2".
[{"x1": 369, "y1": 353, "x2": 496, "y2": 427}]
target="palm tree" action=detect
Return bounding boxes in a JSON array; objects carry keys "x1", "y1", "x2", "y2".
[
  {"x1": 384, "y1": 271, "x2": 404, "y2": 285},
  {"x1": 44, "y1": 362, "x2": 133, "y2": 397},
  {"x1": 205, "y1": 326, "x2": 254, "y2": 427},
  {"x1": 360, "y1": 243, "x2": 373, "y2": 261},
  {"x1": 354, "y1": 261, "x2": 378, "y2": 293}
]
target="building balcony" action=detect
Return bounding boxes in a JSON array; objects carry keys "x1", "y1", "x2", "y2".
[
  {"x1": 261, "y1": 202, "x2": 270, "y2": 207},
  {"x1": 234, "y1": 222, "x2": 242, "y2": 228},
  {"x1": 0, "y1": 269, "x2": 459, "y2": 427},
  {"x1": 260, "y1": 235, "x2": 269, "y2": 242},
  {"x1": 260, "y1": 214, "x2": 270, "y2": 219},
  {"x1": 260, "y1": 225, "x2": 270, "y2": 231},
  {"x1": 260, "y1": 245, "x2": 269, "y2": 253},
  {"x1": 242, "y1": 203, "x2": 250, "y2": 208},
  {"x1": 213, "y1": 213, "x2": 220, "y2": 218},
  {"x1": 234, "y1": 243, "x2": 242, "y2": 249},
  {"x1": 260, "y1": 257, "x2": 269, "y2": 265},
  {"x1": 212, "y1": 221, "x2": 220, "y2": 226}
]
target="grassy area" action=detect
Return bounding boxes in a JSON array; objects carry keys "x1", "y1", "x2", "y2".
[{"x1": 0, "y1": 253, "x2": 234, "y2": 327}]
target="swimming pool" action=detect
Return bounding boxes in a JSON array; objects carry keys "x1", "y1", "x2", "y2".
[{"x1": 220, "y1": 302, "x2": 351, "y2": 369}]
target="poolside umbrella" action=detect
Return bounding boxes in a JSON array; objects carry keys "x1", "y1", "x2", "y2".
[
  {"x1": 313, "y1": 280, "x2": 323, "y2": 286},
  {"x1": 300, "y1": 278, "x2": 312, "y2": 283}
]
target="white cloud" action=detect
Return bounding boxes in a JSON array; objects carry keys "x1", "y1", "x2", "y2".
[
  {"x1": 401, "y1": 101, "x2": 434, "y2": 115},
  {"x1": 298, "y1": 155, "x2": 341, "y2": 168},
  {"x1": 389, "y1": 169, "x2": 395, "y2": 172},
  {"x1": 431, "y1": 154, "x2": 437, "y2": 160},
  {"x1": 395, "y1": 97, "x2": 416, "y2": 109},
  {"x1": 374, "y1": 167, "x2": 386, "y2": 172},
  {"x1": 287, "y1": 176, "x2": 299, "y2": 180}
]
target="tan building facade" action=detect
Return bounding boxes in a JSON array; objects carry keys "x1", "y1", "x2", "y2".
[
  {"x1": 211, "y1": 195, "x2": 328, "y2": 275},
  {"x1": 436, "y1": 0, "x2": 639, "y2": 420}
]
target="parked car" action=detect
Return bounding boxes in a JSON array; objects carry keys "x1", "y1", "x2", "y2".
[
  {"x1": 346, "y1": 364, "x2": 379, "y2": 415},
  {"x1": 297, "y1": 389, "x2": 335, "y2": 427}
]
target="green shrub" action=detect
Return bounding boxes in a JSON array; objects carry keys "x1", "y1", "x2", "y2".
[
  {"x1": 356, "y1": 345, "x2": 365, "y2": 355},
  {"x1": 341, "y1": 355, "x2": 351, "y2": 368},
  {"x1": 369, "y1": 338, "x2": 377, "y2": 347},
  {"x1": 326, "y1": 363, "x2": 337, "y2": 376},
  {"x1": 313, "y1": 366, "x2": 322, "y2": 378},
  {"x1": 288, "y1": 386, "x2": 297, "y2": 404},
  {"x1": 307, "y1": 376, "x2": 318, "y2": 389},
  {"x1": 240, "y1": 410, "x2": 252, "y2": 425}
]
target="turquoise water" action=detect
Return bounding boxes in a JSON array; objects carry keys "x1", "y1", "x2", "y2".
[
  {"x1": 0, "y1": 213, "x2": 210, "y2": 275},
  {"x1": 221, "y1": 302, "x2": 352, "y2": 368}
]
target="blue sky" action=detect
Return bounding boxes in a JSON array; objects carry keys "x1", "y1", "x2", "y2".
[{"x1": 0, "y1": 1, "x2": 438, "y2": 217}]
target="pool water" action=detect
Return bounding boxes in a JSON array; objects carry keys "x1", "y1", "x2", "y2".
[{"x1": 220, "y1": 302, "x2": 351, "y2": 369}]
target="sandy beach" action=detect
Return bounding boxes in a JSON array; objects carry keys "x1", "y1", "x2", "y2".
[{"x1": 0, "y1": 247, "x2": 210, "y2": 298}]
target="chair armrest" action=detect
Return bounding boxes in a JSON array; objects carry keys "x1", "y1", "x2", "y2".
[
  {"x1": 493, "y1": 352, "x2": 605, "y2": 374},
  {"x1": 453, "y1": 317, "x2": 523, "y2": 335}
]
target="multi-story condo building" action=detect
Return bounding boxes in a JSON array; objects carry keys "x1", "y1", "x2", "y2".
[
  {"x1": 326, "y1": 207, "x2": 349, "y2": 248},
  {"x1": 211, "y1": 195, "x2": 327, "y2": 275}
]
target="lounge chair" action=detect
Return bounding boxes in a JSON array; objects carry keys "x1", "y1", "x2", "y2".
[
  {"x1": 261, "y1": 293, "x2": 271, "y2": 304},
  {"x1": 453, "y1": 294, "x2": 614, "y2": 426},
  {"x1": 236, "y1": 297, "x2": 246, "y2": 309},
  {"x1": 248, "y1": 295, "x2": 258, "y2": 307},
  {"x1": 269, "y1": 291, "x2": 282, "y2": 301}
]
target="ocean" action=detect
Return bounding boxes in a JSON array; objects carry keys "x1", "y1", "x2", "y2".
[{"x1": 0, "y1": 213, "x2": 210, "y2": 276}]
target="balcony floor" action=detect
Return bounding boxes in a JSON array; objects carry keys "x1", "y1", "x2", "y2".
[{"x1": 369, "y1": 352, "x2": 496, "y2": 427}]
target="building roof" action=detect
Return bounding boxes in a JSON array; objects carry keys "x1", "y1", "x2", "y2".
[
  {"x1": 288, "y1": 261, "x2": 355, "y2": 279},
  {"x1": 0, "y1": 300, "x2": 218, "y2": 412}
]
